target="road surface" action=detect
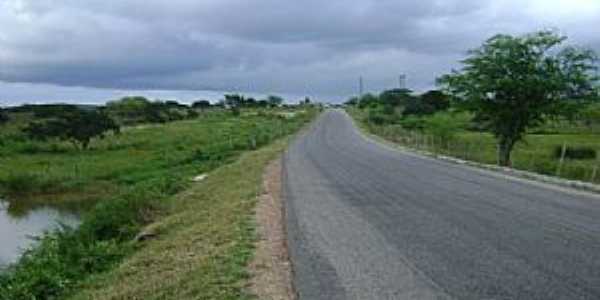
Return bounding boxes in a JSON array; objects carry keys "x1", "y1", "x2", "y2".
[{"x1": 283, "y1": 110, "x2": 600, "y2": 300}]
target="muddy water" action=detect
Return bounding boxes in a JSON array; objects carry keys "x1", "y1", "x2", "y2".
[{"x1": 0, "y1": 199, "x2": 79, "y2": 269}]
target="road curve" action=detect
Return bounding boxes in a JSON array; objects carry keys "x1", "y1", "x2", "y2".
[{"x1": 283, "y1": 110, "x2": 600, "y2": 300}]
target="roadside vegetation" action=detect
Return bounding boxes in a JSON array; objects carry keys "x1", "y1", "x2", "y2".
[
  {"x1": 0, "y1": 96, "x2": 317, "y2": 299},
  {"x1": 347, "y1": 30, "x2": 600, "y2": 183}
]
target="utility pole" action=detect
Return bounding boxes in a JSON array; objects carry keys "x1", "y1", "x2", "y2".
[
  {"x1": 398, "y1": 74, "x2": 406, "y2": 90},
  {"x1": 359, "y1": 76, "x2": 364, "y2": 97}
]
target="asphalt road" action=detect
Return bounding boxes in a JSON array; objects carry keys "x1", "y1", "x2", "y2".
[{"x1": 283, "y1": 110, "x2": 600, "y2": 300}]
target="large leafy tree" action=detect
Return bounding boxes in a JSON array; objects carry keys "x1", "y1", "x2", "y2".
[
  {"x1": 25, "y1": 109, "x2": 120, "y2": 150},
  {"x1": 438, "y1": 31, "x2": 598, "y2": 166}
]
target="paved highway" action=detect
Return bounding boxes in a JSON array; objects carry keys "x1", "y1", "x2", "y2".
[{"x1": 283, "y1": 110, "x2": 600, "y2": 299}]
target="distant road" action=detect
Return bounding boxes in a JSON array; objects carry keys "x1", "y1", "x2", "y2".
[{"x1": 284, "y1": 110, "x2": 600, "y2": 299}]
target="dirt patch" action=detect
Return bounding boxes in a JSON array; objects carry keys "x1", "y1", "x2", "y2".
[{"x1": 248, "y1": 158, "x2": 296, "y2": 300}]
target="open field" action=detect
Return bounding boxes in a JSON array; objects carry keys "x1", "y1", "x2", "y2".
[
  {"x1": 348, "y1": 108, "x2": 600, "y2": 184},
  {"x1": 0, "y1": 110, "x2": 309, "y2": 212},
  {"x1": 0, "y1": 108, "x2": 316, "y2": 300}
]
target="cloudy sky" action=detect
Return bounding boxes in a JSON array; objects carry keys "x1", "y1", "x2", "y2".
[{"x1": 1, "y1": 0, "x2": 599, "y2": 105}]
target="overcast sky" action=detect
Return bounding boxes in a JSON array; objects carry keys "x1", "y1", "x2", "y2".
[{"x1": 1, "y1": 0, "x2": 599, "y2": 105}]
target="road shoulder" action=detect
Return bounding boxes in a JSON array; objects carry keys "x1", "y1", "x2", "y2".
[{"x1": 248, "y1": 158, "x2": 296, "y2": 300}]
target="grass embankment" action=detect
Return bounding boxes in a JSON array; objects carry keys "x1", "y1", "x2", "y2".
[
  {"x1": 0, "y1": 109, "x2": 315, "y2": 299},
  {"x1": 348, "y1": 108, "x2": 600, "y2": 184},
  {"x1": 69, "y1": 137, "x2": 291, "y2": 300}
]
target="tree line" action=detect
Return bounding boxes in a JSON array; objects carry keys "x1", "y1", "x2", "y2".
[{"x1": 0, "y1": 94, "x2": 291, "y2": 150}]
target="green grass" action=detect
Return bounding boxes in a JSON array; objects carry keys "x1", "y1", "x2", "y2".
[
  {"x1": 68, "y1": 137, "x2": 292, "y2": 300},
  {"x1": 0, "y1": 108, "x2": 316, "y2": 300},
  {"x1": 348, "y1": 107, "x2": 600, "y2": 184},
  {"x1": 0, "y1": 110, "x2": 309, "y2": 211}
]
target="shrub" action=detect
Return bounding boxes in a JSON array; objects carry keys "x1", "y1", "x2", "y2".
[
  {"x1": 367, "y1": 106, "x2": 396, "y2": 125},
  {"x1": 553, "y1": 145, "x2": 597, "y2": 160},
  {"x1": 398, "y1": 116, "x2": 425, "y2": 130},
  {"x1": 0, "y1": 173, "x2": 67, "y2": 195}
]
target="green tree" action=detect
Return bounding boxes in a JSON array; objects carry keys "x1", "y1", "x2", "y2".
[
  {"x1": 266, "y1": 95, "x2": 284, "y2": 107},
  {"x1": 357, "y1": 93, "x2": 379, "y2": 109},
  {"x1": 438, "y1": 31, "x2": 598, "y2": 166},
  {"x1": 402, "y1": 90, "x2": 450, "y2": 117},
  {"x1": 192, "y1": 100, "x2": 211, "y2": 109},
  {"x1": 0, "y1": 108, "x2": 8, "y2": 125},
  {"x1": 379, "y1": 88, "x2": 414, "y2": 107},
  {"x1": 24, "y1": 109, "x2": 120, "y2": 150}
]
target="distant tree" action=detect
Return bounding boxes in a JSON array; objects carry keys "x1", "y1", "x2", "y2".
[
  {"x1": 192, "y1": 100, "x2": 211, "y2": 109},
  {"x1": 0, "y1": 108, "x2": 8, "y2": 125},
  {"x1": 257, "y1": 100, "x2": 269, "y2": 108},
  {"x1": 164, "y1": 100, "x2": 187, "y2": 109},
  {"x1": 246, "y1": 97, "x2": 258, "y2": 107},
  {"x1": 357, "y1": 93, "x2": 379, "y2": 109},
  {"x1": 420, "y1": 90, "x2": 450, "y2": 112},
  {"x1": 345, "y1": 97, "x2": 359, "y2": 106},
  {"x1": 439, "y1": 30, "x2": 598, "y2": 166},
  {"x1": 224, "y1": 94, "x2": 245, "y2": 108},
  {"x1": 24, "y1": 109, "x2": 120, "y2": 149},
  {"x1": 266, "y1": 95, "x2": 284, "y2": 107},
  {"x1": 106, "y1": 97, "x2": 176, "y2": 124},
  {"x1": 379, "y1": 89, "x2": 414, "y2": 107},
  {"x1": 402, "y1": 90, "x2": 450, "y2": 116}
]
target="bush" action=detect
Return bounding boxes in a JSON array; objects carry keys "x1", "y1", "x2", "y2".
[
  {"x1": 0, "y1": 173, "x2": 67, "y2": 195},
  {"x1": 24, "y1": 109, "x2": 120, "y2": 150},
  {"x1": 367, "y1": 106, "x2": 396, "y2": 125},
  {"x1": 553, "y1": 146, "x2": 597, "y2": 160},
  {"x1": 398, "y1": 116, "x2": 425, "y2": 130}
]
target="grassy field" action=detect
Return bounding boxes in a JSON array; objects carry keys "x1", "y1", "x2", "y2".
[
  {"x1": 348, "y1": 108, "x2": 600, "y2": 184},
  {"x1": 0, "y1": 108, "x2": 316, "y2": 299},
  {"x1": 0, "y1": 110, "x2": 307, "y2": 212}
]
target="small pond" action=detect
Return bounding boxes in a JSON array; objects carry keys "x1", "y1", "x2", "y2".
[{"x1": 0, "y1": 199, "x2": 80, "y2": 270}]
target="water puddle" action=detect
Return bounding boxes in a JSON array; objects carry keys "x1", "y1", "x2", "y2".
[{"x1": 0, "y1": 199, "x2": 79, "y2": 269}]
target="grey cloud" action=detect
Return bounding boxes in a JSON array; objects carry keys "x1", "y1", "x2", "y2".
[{"x1": 0, "y1": 0, "x2": 599, "y2": 103}]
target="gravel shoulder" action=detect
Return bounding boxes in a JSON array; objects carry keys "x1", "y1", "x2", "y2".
[{"x1": 249, "y1": 158, "x2": 295, "y2": 300}]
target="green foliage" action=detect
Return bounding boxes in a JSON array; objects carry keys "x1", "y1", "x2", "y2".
[
  {"x1": 267, "y1": 95, "x2": 284, "y2": 107},
  {"x1": 553, "y1": 145, "x2": 596, "y2": 160},
  {"x1": 380, "y1": 88, "x2": 415, "y2": 107},
  {"x1": 0, "y1": 172, "x2": 68, "y2": 196},
  {"x1": 345, "y1": 97, "x2": 359, "y2": 106},
  {"x1": 357, "y1": 93, "x2": 379, "y2": 109},
  {"x1": 438, "y1": 30, "x2": 598, "y2": 166},
  {"x1": 367, "y1": 105, "x2": 396, "y2": 125},
  {"x1": 191, "y1": 100, "x2": 211, "y2": 109},
  {"x1": 24, "y1": 109, "x2": 120, "y2": 150},
  {"x1": 0, "y1": 109, "x2": 316, "y2": 300},
  {"x1": 0, "y1": 108, "x2": 8, "y2": 125},
  {"x1": 423, "y1": 112, "x2": 469, "y2": 144},
  {"x1": 398, "y1": 116, "x2": 425, "y2": 130},
  {"x1": 105, "y1": 97, "x2": 190, "y2": 125},
  {"x1": 0, "y1": 228, "x2": 126, "y2": 300}
]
